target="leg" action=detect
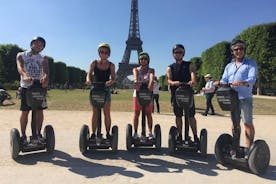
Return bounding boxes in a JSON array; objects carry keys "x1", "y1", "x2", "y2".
[
  {"x1": 103, "y1": 102, "x2": 111, "y2": 135},
  {"x1": 176, "y1": 116, "x2": 183, "y2": 135},
  {"x1": 189, "y1": 117, "x2": 198, "y2": 140},
  {"x1": 240, "y1": 97, "x2": 254, "y2": 148},
  {"x1": 133, "y1": 110, "x2": 140, "y2": 133},
  {"x1": 232, "y1": 121, "x2": 241, "y2": 149},
  {"x1": 36, "y1": 110, "x2": 44, "y2": 135},
  {"x1": 91, "y1": 106, "x2": 98, "y2": 135},
  {"x1": 156, "y1": 94, "x2": 160, "y2": 113},
  {"x1": 209, "y1": 93, "x2": 215, "y2": 114},
  {"x1": 244, "y1": 123, "x2": 255, "y2": 148},
  {"x1": 146, "y1": 103, "x2": 153, "y2": 134},
  {"x1": 20, "y1": 111, "x2": 29, "y2": 136}
]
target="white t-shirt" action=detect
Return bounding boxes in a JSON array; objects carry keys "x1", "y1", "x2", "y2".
[
  {"x1": 18, "y1": 51, "x2": 45, "y2": 88},
  {"x1": 153, "y1": 81, "x2": 160, "y2": 94},
  {"x1": 204, "y1": 80, "x2": 215, "y2": 93},
  {"x1": 133, "y1": 66, "x2": 153, "y2": 97}
]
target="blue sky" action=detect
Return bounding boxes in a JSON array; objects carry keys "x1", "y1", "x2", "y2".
[{"x1": 0, "y1": 0, "x2": 275, "y2": 78}]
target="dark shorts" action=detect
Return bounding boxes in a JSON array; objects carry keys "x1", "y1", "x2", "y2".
[
  {"x1": 20, "y1": 88, "x2": 48, "y2": 111},
  {"x1": 171, "y1": 94, "x2": 195, "y2": 117}
]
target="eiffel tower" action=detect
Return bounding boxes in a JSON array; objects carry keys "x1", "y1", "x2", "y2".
[{"x1": 116, "y1": 0, "x2": 143, "y2": 88}]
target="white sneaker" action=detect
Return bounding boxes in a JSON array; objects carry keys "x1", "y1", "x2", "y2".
[{"x1": 148, "y1": 132, "x2": 154, "y2": 140}]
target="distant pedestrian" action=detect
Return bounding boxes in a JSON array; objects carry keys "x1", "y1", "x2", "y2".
[
  {"x1": 201, "y1": 74, "x2": 215, "y2": 116},
  {"x1": 152, "y1": 76, "x2": 160, "y2": 113}
]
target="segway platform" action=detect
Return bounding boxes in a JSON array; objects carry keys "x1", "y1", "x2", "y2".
[
  {"x1": 168, "y1": 83, "x2": 207, "y2": 157},
  {"x1": 79, "y1": 83, "x2": 118, "y2": 154},
  {"x1": 10, "y1": 80, "x2": 55, "y2": 159},
  {"x1": 215, "y1": 84, "x2": 270, "y2": 175},
  {"x1": 126, "y1": 87, "x2": 161, "y2": 151}
]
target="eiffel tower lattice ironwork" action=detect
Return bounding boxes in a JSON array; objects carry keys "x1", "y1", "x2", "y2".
[{"x1": 116, "y1": 0, "x2": 143, "y2": 88}]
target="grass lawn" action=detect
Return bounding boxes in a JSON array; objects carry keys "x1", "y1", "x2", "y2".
[{"x1": 1, "y1": 89, "x2": 276, "y2": 115}]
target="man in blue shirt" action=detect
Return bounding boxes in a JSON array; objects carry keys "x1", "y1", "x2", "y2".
[{"x1": 214, "y1": 40, "x2": 257, "y2": 155}]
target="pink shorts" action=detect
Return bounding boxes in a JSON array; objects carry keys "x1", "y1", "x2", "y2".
[{"x1": 133, "y1": 97, "x2": 153, "y2": 112}]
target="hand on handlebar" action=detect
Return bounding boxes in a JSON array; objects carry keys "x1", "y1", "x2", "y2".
[
  {"x1": 23, "y1": 75, "x2": 32, "y2": 83},
  {"x1": 231, "y1": 81, "x2": 249, "y2": 87}
]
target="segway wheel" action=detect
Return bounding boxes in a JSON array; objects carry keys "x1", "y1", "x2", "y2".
[
  {"x1": 168, "y1": 126, "x2": 177, "y2": 154},
  {"x1": 10, "y1": 128, "x2": 20, "y2": 159},
  {"x1": 44, "y1": 125, "x2": 55, "y2": 153},
  {"x1": 200, "y1": 129, "x2": 207, "y2": 158},
  {"x1": 215, "y1": 134, "x2": 232, "y2": 165},
  {"x1": 79, "y1": 124, "x2": 89, "y2": 154},
  {"x1": 154, "y1": 124, "x2": 161, "y2": 151},
  {"x1": 111, "y1": 125, "x2": 118, "y2": 152},
  {"x1": 248, "y1": 140, "x2": 270, "y2": 175},
  {"x1": 126, "y1": 124, "x2": 133, "y2": 150}
]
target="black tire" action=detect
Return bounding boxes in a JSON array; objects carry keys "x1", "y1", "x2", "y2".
[
  {"x1": 154, "y1": 124, "x2": 161, "y2": 151},
  {"x1": 111, "y1": 125, "x2": 118, "y2": 152},
  {"x1": 44, "y1": 125, "x2": 55, "y2": 153},
  {"x1": 215, "y1": 134, "x2": 232, "y2": 165},
  {"x1": 168, "y1": 126, "x2": 177, "y2": 154},
  {"x1": 10, "y1": 128, "x2": 20, "y2": 159},
  {"x1": 126, "y1": 124, "x2": 133, "y2": 150},
  {"x1": 200, "y1": 129, "x2": 208, "y2": 158},
  {"x1": 79, "y1": 124, "x2": 89, "y2": 154},
  {"x1": 248, "y1": 140, "x2": 270, "y2": 175}
]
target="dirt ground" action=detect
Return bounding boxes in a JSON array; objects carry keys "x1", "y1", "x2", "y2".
[{"x1": 0, "y1": 110, "x2": 275, "y2": 184}]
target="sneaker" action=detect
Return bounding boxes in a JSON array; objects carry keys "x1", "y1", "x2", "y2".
[
  {"x1": 90, "y1": 133, "x2": 96, "y2": 140},
  {"x1": 244, "y1": 148, "x2": 249, "y2": 159},
  {"x1": 106, "y1": 133, "x2": 111, "y2": 140},
  {"x1": 30, "y1": 136, "x2": 39, "y2": 144},
  {"x1": 148, "y1": 132, "x2": 154, "y2": 140},
  {"x1": 133, "y1": 132, "x2": 139, "y2": 139},
  {"x1": 210, "y1": 112, "x2": 215, "y2": 115},
  {"x1": 201, "y1": 113, "x2": 207, "y2": 116},
  {"x1": 230, "y1": 149, "x2": 236, "y2": 159},
  {"x1": 177, "y1": 134, "x2": 183, "y2": 143},
  {"x1": 37, "y1": 134, "x2": 44, "y2": 143},
  {"x1": 21, "y1": 135, "x2": 28, "y2": 145},
  {"x1": 194, "y1": 137, "x2": 200, "y2": 147}
]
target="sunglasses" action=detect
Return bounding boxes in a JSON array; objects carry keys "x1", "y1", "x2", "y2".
[
  {"x1": 99, "y1": 50, "x2": 109, "y2": 54},
  {"x1": 139, "y1": 57, "x2": 148, "y2": 60},
  {"x1": 174, "y1": 51, "x2": 183, "y2": 54},
  {"x1": 233, "y1": 47, "x2": 244, "y2": 51}
]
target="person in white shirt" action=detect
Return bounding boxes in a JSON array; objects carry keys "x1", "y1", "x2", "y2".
[
  {"x1": 201, "y1": 74, "x2": 215, "y2": 116},
  {"x1": 152, "y1": 77, "x2": 160, "y2": 113}
]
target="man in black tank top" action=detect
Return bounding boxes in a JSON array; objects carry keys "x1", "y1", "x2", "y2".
[{"x1": 166, "y1": 44, "x2": 200, "y2": 144}]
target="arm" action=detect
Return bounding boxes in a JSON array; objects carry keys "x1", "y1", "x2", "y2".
[
  {"x1": 41, "y1": 56, "x2": 49, "y2": 88},
  {"x1": 16, "y1": 53, "x2": 32, "y2": 83},
  {"x1": 148, "y1": 69, "x2": 155, "y2": 91},
  {"x1": 166, "y1": 66, "x2": 180, "y2": 86},
  {"x1": 106, "y1": 62, "x2": 116, "y2": 87},
  {"x1": 133, "y1": 67, "x2": 140, "y2": 90},
  {"x1": 189, "y1": 63, "x2": 196, "y2": 87}
]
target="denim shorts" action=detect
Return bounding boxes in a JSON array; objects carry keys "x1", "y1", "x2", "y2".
[
  {"x1": 231, "y1": 97, "x2": 253, "y2": 124},
  {"x1": 90, "y1": 86, "x2": 111, "y2": 102}
]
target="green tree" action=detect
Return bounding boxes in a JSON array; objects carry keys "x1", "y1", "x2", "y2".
[
  {"x1": 54, "y1": 61, "x2": 68, "y2": 85},
  {"x1": 0, "y1": 44, "x2": 23, "y2": 83},
  {"x1": 234, "y1": 22, "x2": 276, "y2": 94}
]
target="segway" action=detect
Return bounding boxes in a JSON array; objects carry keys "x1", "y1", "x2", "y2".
[
  {"x1": 168, "y1": 83, "x2": 207, "y2": 157},
  {"x1": 215, "y1": 84, "x2": 270, "y2": 175},
  {"x1": 126, "y1": 83, "x2": 161, "y2": 151},
  {"x1": 10, "y1": 80, "x2": 55, "y2": 160},
  {"x1": 79, "y1": 82, "x2": 118, "y2": 154}
]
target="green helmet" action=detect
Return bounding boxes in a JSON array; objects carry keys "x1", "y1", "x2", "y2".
[{"x1": 138, "y1": 51, "x2": 150, "y2": 64}]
